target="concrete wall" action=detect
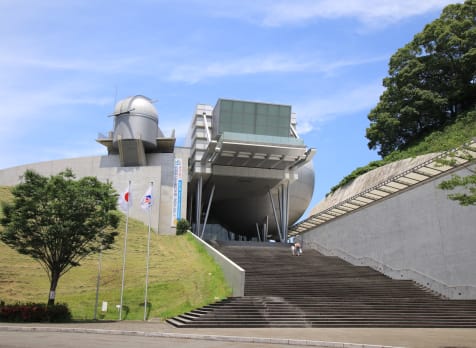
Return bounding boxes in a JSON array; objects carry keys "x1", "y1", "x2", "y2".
[
  {"x1": 303, "y1": 164, "x2": 476, "y2": 299},
  {"x1": 188, "y1": 233, "x2": 245, "y2": 297},
  {"x1": 0, "y1": 147, "x2": 190, "y2": 235}
]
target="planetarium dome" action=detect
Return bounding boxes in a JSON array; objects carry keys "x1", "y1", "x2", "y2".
[{"x1": 112, "y1": 95, "x2": 160, "y2": 150}]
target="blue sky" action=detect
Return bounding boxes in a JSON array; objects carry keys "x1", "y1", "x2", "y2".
[{"x1": 0, "y1": 0, "x2": 459, "y2": 214}]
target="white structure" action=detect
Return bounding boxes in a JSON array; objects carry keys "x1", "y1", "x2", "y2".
[
  {"x1": 0, "y1": 96, "x2": 315, "y2": 239},
  {"x1": 0, "y1": 96, "x2": 187, "y2": 234},
  {"x1": 186, "y1": 99, "x2": 315, "y2": 241}
]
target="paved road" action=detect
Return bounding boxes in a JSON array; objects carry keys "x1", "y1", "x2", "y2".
[
  {"x1": 0, "y1": 331, "x2": 295, "y2": 348},
  {"x1": 2, "y1": 322, "x2": 476, "y2": 348}
]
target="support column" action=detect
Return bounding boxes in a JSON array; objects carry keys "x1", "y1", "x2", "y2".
[
  {"x1": 283, "y1": 181, "x2": 290, "y2": 242},
  {"x1": 255, "y1": 223, "x2": 261, "y2": 242},
  {"x1": 200, "y1": 184, "x2": 215, "y2": 239},
  {"x1": 195, "y1": 177, "x2": 202, "y2": 236},
  {"x1": 265, "y1": 215, "x2": 269, "y2": 241},
  {"x1": 268, "y1": 189, "x2": 283, "y2": 242},
  {"x1": 278, "y1": 181, "x2": 290, "y2": 243}
]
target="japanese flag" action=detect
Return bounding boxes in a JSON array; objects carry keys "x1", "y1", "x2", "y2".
[{"x1": 118, "y1": 186, "x2": 132, "y2": 212}]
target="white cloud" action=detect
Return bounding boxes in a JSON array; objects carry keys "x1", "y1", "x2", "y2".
[
  {"x1": 261, "y1": 0, "x2": 457, "y2": 27},
  {"x1": 191, "y1": 0, "x2": 457, "y2": 27},
  {"x1": 294, "y1": 82, "x2": 384, "y2": 134},
  {"x1": 0, "y1": 51, "x2": 142, "y2": 74},
  {"x1": 167, "y1": 53, "x2": 387, "y2": 83},
  {"x1": 167, "y1": 54, "x2": 311, "y2": 83}
]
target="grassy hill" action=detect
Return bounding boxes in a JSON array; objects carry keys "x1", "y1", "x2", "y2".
[
  {"x1": 0, "y1": 187, "x2": 230, "y2": 320},
  {"x1": 328, "y1": 110, "x2": 476, "y2": 196}
]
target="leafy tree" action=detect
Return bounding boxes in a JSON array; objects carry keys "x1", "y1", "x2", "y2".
[
  {"x1": 0, "y1": 169, "x2": 119, "y2": 306},
  {"x1": 367, "y1": 0, "x2": 476, "y2": 157}
]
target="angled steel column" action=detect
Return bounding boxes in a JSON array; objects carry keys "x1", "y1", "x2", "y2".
[
  {"x1": 255, "y1": 223, "x2": 261, "y2": 242},
  {"x1": 282, "y1": 181, "x2": 290, "y2": 242},
  {"x1": 278, "y1": 181, "x2": 290, "y2": 243},
  {"x1": 265, "y1": 215, "x2": 269, "y2": 241},
  {"x1": 278, "y1": 185, "x2": 284, "y2": 242},
  {"x1": 195, "y1": 176, "x2": 202, "y2": 236},
  {"x1": 268, "y1": 189, "x2": 283, "y2": 242},
  {"x1": 200, "y1": 184, "x2": 215, "y2": 239}
]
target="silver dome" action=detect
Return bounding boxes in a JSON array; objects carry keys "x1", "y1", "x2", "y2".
[{"x1": 113, "y1": 95, "x2": 159, "y2": 150}]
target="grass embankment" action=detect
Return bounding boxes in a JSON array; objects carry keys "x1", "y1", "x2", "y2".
[
  {"x1": 0, "y1": 187, "x2": 230, "y2": 320},
  {"x1": 328, "y1": 110, "x2": 476, "y2": 195}
]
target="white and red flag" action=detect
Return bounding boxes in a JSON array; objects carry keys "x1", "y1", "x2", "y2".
[{"x1": 118, "y1": 185, "x2": 132, "y2": 212}]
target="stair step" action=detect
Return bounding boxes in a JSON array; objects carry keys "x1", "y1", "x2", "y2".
[{"x1": 167, "y1": 243, "x2": 476, "y2": 328}]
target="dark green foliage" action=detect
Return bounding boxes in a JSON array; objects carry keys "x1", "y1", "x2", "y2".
[
  {"x1": 0, "y1": 169, "x2": 120, "y2": 305},
  {"x1": 328, "y1": 161, "x2": 384, "y2": 196},
  {"x1": 176, "y1": 219, "x2": 191, "y2": 235},
  {"x1": 366, "y1": 0, "x2": 476, "y2": 157},
  {"x1": 0, "y1": 303, "x2": 71, "y2": 323},
  {"x1": 439, "y1": 173, "x2": 476, "y2": 206},
  {"x1": 437, "y1": 140, "x2": 476, "y2": 206}
]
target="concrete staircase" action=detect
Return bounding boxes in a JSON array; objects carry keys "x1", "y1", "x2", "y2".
[{"x1": 167, "y1": 242, "x2": 476, "y2": 328}]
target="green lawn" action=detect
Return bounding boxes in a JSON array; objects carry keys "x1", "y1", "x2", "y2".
[{"x1": 0, "y1": 187, "x2": 231, "y2": 320}]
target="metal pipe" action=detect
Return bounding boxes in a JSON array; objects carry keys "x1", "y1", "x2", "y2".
[
  {"x1": 268, "y1": 189, "x2": 282, "y2": 242},
  {"x1": 195, "y1": 177, "x2": 202, "y2": 236},
  {"x1": 200, "y1": 184, "x2": 215, "y2": 239},
  {"x1": 255, "y1": 222, "x2": 261, "y2": 242}
]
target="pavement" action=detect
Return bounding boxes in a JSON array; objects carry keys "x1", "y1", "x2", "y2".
[{"x1": 1, "y1": 321, "x2": 476, "y2": 348}]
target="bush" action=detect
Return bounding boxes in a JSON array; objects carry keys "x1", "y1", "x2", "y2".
[
  {"x1": 0, "y1": 303, "x2": 72, "y2": 323},
  {"x1": 176, "y1": 219, "x2": 190, "y2": 235}
]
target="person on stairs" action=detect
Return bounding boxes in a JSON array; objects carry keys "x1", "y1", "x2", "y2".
[{"x1": 292, "y1": 242, "x2": 302, "y2": 256}]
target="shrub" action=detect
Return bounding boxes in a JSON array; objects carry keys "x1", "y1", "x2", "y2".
[
  {"x1": 0, "y1": 303, "x2": 72, "y2": 323},
  {"x1": 176, "y1": 219, "x2": 190, "y2": 235}
]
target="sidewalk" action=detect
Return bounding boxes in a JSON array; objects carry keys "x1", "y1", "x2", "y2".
[{"x1": 1, "y1": 321, "x2": 476, "y2": 348}]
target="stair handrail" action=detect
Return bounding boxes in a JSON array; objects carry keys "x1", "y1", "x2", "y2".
[{"x1": 307, "y1": 240, "x2": 476, "y2": 300}]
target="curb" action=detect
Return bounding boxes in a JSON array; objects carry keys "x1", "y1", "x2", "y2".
[{"x1": 0, "y1": 325, "x2": 405, "y2": 348}]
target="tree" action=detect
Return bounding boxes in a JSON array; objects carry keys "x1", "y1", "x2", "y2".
[
  {"x1": 438, "y1": 143, "x2": 476, "y2": 206},
  {"x1": 0, "y1": 169, "x2": 119, "y2": 306},
  {"x1": 367, "y1": 0, "x2": 476, "y2": 157}
]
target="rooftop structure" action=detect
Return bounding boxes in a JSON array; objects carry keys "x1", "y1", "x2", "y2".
[{"x1": 96, "y1": 95, "x2": 176, "y2": 166}]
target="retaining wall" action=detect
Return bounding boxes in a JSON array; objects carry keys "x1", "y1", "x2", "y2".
[{"x1": 303, "y1": 164, "x2": 476, "y2": 299}]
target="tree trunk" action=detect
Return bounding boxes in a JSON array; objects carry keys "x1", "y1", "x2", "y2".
[{"x1": 47, "y1": 272, "x2": 60, "y2": 306}]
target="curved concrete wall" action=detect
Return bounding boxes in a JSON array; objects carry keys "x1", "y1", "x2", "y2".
[
  {"x1": 0, "y1": 148, "x2": 190, "y2": 235},
  {"x1": 303, "y1": 163, "x2": 476, "y2": 299}
]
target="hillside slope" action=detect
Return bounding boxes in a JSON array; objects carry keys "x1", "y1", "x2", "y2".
[
  {"x1": 0, "y1": 188, "x2": 230, "y2": 320},
  {"x1": 322, "y1": 110, "x2": 476, "y2": 204}
]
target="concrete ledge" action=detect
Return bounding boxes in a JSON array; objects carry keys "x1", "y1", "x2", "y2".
[
  {"x1": 188, "y1": 232, "x2": 245, "y2": 297},
  {"x1": 0, "y1": 325, "x2": 405, "y2": 348}
]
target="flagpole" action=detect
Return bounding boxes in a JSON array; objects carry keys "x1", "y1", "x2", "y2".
[
  {"x1": 119, "y1": 180, "x2": 131, "y2": 320},
  {"x1": 144, "y1": 182, "x2": 153, "y2": 321}
]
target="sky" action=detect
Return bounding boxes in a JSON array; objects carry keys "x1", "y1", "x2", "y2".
[{"x1": 0, "y1": 0, "x2": 460, "y2": 215}]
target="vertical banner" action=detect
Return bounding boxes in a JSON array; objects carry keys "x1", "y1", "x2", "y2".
[{"x1": 172, "y1": 158, "x2": 183, "y2": 226}]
